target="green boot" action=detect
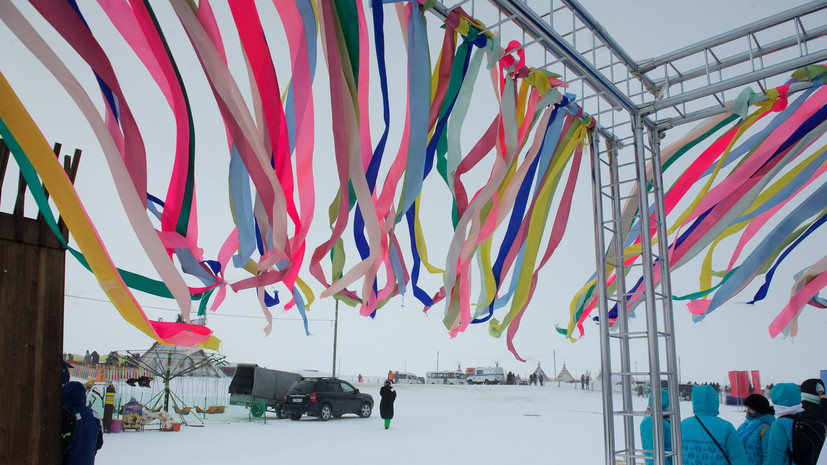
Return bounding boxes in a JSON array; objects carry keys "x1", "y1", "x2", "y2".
[{"x1": 384, "y1": 418, "x2": 390, "y2": 429}]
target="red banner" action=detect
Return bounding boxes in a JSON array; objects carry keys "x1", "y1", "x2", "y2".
[
  {"x1": 750, "y1": 370, "x2": 762, "y2": 394},
  {"x1": 728, "y1": 370, "x2": 750, "y2": 398}
]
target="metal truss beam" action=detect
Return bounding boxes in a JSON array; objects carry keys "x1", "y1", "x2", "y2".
[
  {"x1": 433, "y1": 0, "x2": 658, "y2": 141},
  {"x1": 654, "y1": 79, "x2": 816, "y2": 130},
  {"x1": 427, "y1": 3, "x2": 827, "y2": 465},
  {"x1": 637, "y1": 1, "x2": 827, "y2": 73},
  {"x1": 485, "y1": 0, "x2": 655, "y2": 130},
  {"x1": 435, "y1": 0, "x2": 827, "y2": 130},
  {"x1": 636, "y1": 0, "x2": 827, "y2": 125},
  {"x1": 642, "y1": 49, "x2": 827, "y2": 115}
]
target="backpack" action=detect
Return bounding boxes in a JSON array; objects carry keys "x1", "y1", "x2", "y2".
[
  {"x1": 60, "y1": 405, "x2": 77, "y2": 464},
  {"x1": 782, "y1": 413, "x2": 827, "y2": 465}
]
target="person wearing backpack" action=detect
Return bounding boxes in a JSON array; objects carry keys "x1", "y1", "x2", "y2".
[
  {"x1": 764, "y1": 382, "x2": 827, "y2": 465},
  {"x1": 737, "y1": 394, "x2": 775, "y2": 465},
  {"x1": 680, "y1": 384, "x2": 748, "y2": 465},
  {"x1": 800, "y1": 379, "x2": 827, "y2": 421},
  {"x1": 62, "y1": 381, "x2": 103, "y2": 464}
]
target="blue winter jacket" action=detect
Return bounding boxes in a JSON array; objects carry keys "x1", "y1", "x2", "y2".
[
  {"x1": 62, "y1": 381, "x2": 102, "y2": 465},
  {"x1": 737, "y1": 412, "x2": 774, "y2": 465},
  {"x1": 680, "y1": 385, "x2": 748, "y2": 465},
  {"x1": 764, "y1": 383, "x2": 802, "y2": 465},
  {"x1": 641, "y1": 389, "x2": 673, "y2": 465}
]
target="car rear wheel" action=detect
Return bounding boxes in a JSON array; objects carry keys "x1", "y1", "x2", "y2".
[
  {"x1": 359, "y1": 402, "x2": 372, "y2": 418},
  {"x1": 290, "y1": 413, "x2": 302, "y2": 421},
  {"x1": 276, "y1": 404, "x2": 287, "y2": 419},
  {"x1": 319, "y1": 404, "x2": 332, "y2": 421}
]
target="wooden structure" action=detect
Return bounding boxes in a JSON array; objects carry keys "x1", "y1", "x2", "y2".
[{"x1": 0, "y1": 139, "x2": 80, "y2": 464}]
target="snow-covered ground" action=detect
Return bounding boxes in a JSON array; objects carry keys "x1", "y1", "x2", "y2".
[{"x1": 95, "y1": 382, "x2": 748, "y2": 465}]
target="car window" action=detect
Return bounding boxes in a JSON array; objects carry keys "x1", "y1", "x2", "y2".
[
  {"x1": 340, "y1": 382, "x2": 355, "y2": 393},
  {"x1": 290, "y1": 379, "x2": 317, "y2": 393},
  {"x1": 325, "y1": 381, "x2": 342, "y2": 392}
]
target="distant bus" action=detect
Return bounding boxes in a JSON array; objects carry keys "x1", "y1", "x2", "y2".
[
  {"x1": 467, "y1": 367, "x2": 505, "y2": 385},
  {"x1": 426, "y1": 371, "x2": 467, "y2": 385},
  {"x1": 392, "y1": 372, "x2": 423, "y2": 384}
]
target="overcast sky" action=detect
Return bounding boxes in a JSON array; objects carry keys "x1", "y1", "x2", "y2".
[{"x1": 1, "y1": 0, "x2": 825, "y2": 385}]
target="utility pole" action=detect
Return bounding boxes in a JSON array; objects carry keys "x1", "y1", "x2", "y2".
[
  {"x1": 437, "y1": 351, "x2": 439, "y2": 371},
  {"x1": 554, "y1": 350, "x2": 558, "y2": 387},
  {"x1": 332, "y1": 299, "x2": 339, "y2": 377}
]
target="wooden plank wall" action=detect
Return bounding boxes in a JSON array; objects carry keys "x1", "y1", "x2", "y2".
[
  {"x1": 0, "y1": 220, "x2": 65, "y2": 464},
  {"x1": 0, "y1": 139, "x2": 79, "y2": 464}
]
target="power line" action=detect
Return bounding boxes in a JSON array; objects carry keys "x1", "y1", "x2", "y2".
[{"x1": 64, "y1": 293, "x2": 332, "y2": 322}]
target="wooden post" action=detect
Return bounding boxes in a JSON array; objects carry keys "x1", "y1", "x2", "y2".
[{"x1": 0, "y1": 139, "x2": 81, "y2": 464}]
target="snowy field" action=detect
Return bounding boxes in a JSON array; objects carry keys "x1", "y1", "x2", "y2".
[{"x1": 95, "y1": 382, "x2": 748, "y2": 465}]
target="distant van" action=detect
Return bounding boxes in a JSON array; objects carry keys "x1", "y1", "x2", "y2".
[
  {"x1": 467, "y1": 367, "x2": 505, "y2": 385},
  {"x1": 392, "y1": 372, "x2": 423, "y2": 384},
  {"x1": 426, "y1": 371, "x2": 467, "y2": 385}
]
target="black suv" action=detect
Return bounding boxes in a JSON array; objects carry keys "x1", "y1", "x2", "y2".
[{"x1": 283, "y1": 377, "x2": 373, "y2": 421}]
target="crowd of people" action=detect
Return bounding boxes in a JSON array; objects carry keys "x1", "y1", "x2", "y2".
[
  {"x1": 65, "y1": 349, "x2": 124, "y2": 366},
  {"x1": 641, "y1": 378, "x2": 827, "y2": 465}
]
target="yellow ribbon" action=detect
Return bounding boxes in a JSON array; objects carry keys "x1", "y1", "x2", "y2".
[
  {"x1": 0, "y1": 71, "x2": 219, "y2": 350},
  {"x1": 491, "y1": 119, "x2": 589, "y2": 337}
]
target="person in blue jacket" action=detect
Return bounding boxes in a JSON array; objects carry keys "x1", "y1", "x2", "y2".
[
  {"x1": 62, "y1": 381, "x2": 103, "y2": 465},
  {"x1": 736, "y1": 393, "x2": 775, "y2": 465},
  {"x1": 641, "y1": 389, "x2": 673, "y2": 465},
  {"x1": 680, "y1": 384, "x2": 747, "y2": 465},
  {"x1": 764, "y1": 383, "x2": 810, "y2": 465}
]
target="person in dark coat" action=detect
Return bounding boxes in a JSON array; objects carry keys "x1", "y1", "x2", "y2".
[
  {"x1": 62, "y1": 381, "x2": 102, "y2": 464},
  {"x1": 379, "y1": 379, "x2": 397, "y2": 429},
  {"x1": 801, "y1": 378, "x2": 827, "y2": 420}
]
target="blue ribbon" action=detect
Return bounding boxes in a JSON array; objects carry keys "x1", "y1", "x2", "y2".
[{"x1": 749, "y1": 211, "x2": 827, "y2": 304}]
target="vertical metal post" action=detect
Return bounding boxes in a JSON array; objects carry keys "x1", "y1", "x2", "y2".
[
  {"x1": 589, "y1": 115, "x2": 684, "y2": 465},
  {"x1": 609, "y1": 140, "x2": 636, "y2": 465},
  {"x1": 633, "y1": 114, "x2": 665, "y2": 465},
  {"x1": 589, "y1": 130, "x2": 616, "y2": 465},
  {"x1": 649, "y1": 129, "x2": 683, "y2": 465},
  {"x1": 554, "y1": 349, "x2": 558, "y2": 387},
  {"x1": 332, "y1": 299, "x2": 339, "y2": 377},
  {"x1": 164, "y1": 351, "x2": 172, "y2": 412}
]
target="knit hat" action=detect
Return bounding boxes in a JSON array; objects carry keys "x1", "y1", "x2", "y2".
[
  {"x1": 743, "y1": 393, "x2": 774, "y2": 415},
  {"x1": 800, "y1": 378, "x2": 825, "y2": 405}
]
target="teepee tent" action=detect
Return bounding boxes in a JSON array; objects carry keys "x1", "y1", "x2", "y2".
[
  {"x1": 533, "y1": 365, "x2": 550, "y2": 382},
  {"x1": 555, "y1": 363, "x2": 576, "y2": 383}
]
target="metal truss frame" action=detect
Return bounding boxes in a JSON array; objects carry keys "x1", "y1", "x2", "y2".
[{"x1": 430, "y1": 1, "x2": 827, "y2": 464}]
